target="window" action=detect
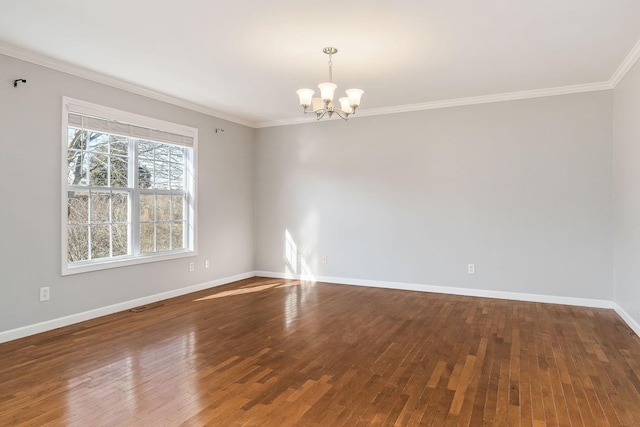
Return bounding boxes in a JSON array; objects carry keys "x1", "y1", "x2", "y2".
[{"x1": 62, "y1": 97, "x2": 197, "y2": 275}]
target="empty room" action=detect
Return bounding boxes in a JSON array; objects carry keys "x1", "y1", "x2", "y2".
[{"x1": 2, "y1": 1, "x2": 640, "y2": 425}]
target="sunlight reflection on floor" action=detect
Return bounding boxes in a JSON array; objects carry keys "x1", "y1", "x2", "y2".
[
  {"x1": 194, "y1": 283, "x2": 284, "y2": 301},
  {"x1": 193, "y1": 280, "x2": 313, "y2": 301},
  {"x1": 66, "y1": 330, "x2": 199, "y2": 422}
]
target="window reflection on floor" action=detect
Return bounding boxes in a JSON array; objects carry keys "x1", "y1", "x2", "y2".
[
  {"x1": 284, "y1": 229, "x2": 316, "y2": 328},
  {"x1": 65, "y1": 330, "x2": 198, "y2": 422},
  {"x1": 284, "y1": 281, "x2": 316, "y2": 329}
]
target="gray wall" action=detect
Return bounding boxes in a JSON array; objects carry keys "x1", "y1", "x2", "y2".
[
  {"x1": 614, "y1": 59, "x2": 640, "y2": 326},
  {"x1": 0, "y1": 54, "x2": 255, "y2": 332},
  {"x1": 255, "y1": 92, "x2": 614, "y2": 299},
  {"x1": 0, "y1": 51, "x2": 626, "y2": 336}
]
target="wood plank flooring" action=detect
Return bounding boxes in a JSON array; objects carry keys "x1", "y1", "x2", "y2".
[{"x1": 1, "y1": 277, "x2": 640, "y2": 426}]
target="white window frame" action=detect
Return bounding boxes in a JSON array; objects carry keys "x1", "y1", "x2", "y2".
[{"x1": 61, "y1": 97, "x2": 198, "y2": 275}]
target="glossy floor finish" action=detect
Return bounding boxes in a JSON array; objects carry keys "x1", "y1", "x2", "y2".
[{"x1": 1, "y1": 277, "x2": 640, "y2": 426}]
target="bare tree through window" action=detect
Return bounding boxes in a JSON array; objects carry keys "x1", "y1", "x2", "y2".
[{"x1": 66, "y1": 127, "x2": 190, "y2": 263}]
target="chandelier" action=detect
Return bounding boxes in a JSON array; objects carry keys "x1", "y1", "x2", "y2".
[{"x1": 296, "y1": 47, "x2": 364, "y2": 121}]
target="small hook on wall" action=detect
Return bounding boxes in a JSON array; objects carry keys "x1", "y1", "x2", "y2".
[
  {"x1": 13, "y1": 79, "x2": 27, "y2": 87},
  {"x1": 215, "y1": 128, "x2": 225, "y2": 134}
]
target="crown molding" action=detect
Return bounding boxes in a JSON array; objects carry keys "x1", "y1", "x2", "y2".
[
  {"x1": 0, "y1": 41, "x2": 256, "y2": 128},
  {"x1": 356, "y1": 82, "x2": 613, "y2": 116},
  {"x1": 4, "y1": 36, "x2": 640, "y2": 130},
  {"x1": 254, "y1": 113, "x2": 346, "y2": 128},
  {"x1": 609, "y1": 38, "x2": 640, "y2": 88},
  {"x1": 255, "y1": 81, "x2": 613, "y2": 128}
]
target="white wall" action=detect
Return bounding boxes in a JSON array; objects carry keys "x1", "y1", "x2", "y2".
[
  {"x1": 0, "y1": 54, "x2": 255, "y2": 334},
  {"x1": 614, "y1": 58, "x2": 640, "y2": 330},
  {"x1": 255, "y1": 92, "x2": 614, "y2": 300}
]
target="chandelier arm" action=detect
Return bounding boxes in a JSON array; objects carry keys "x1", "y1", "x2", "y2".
[{"x1": 334, "y1": 109, "x2": 349, "y2": 121}]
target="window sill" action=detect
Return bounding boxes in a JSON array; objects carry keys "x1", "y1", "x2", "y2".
[{"x1": 62, "y1": 249, "x2": 196, "y2": 276}]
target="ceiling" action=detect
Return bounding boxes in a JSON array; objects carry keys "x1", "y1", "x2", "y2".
[{"x1": 2, "y1": 1, "x2": 640, "y2": 128}]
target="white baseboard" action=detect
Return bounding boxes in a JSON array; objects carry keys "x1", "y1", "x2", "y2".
[
  {"x1": 259, "y1": 271, "x2": 640, "y2": 335},
  {"x1": 4, "y1": 271, "x2": 635, "y2": 344},
  {"x1": 255, "y1": 270, "x2": 614, "y2": 309},
  {"x1": 0, "y1": 271, "x2": 255, "y2": 344},
  {"x1": 290, "y1": 269, "x2": 639, "y2": 336},
  {"x1": 613, "y1": 303, "x2": 640, "y2": 338}
]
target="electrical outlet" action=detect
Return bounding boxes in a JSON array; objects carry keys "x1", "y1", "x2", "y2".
[
  {"x1": 205, "y1": 259, "x2": 210, "y2": 269},
  {"x1": 322, "y1": 255, "x2": 328, "y2": 265},
  {"x1": 189, "y1": 262, "x2": 195, "y2": 272},
  {"x1": 468, "y1": 264, "x2": 476, "y2": 275},
  {"x1": 39, "y1": 287, "x2": 50, "y2": 301}
]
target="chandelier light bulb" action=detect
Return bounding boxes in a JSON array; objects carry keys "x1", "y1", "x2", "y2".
[
  {"x1": 339, "y1": 97, "x2": 353, "y2": 114},
  {"x1": 296, "y1": 88, "x2": 314, "y2": 107},
  {"x1": 346, "y1": 88, "x2": 364, "y2": 108},
  {"x1": 318, "y1": 82, "x2": 337, "y2": 102}
]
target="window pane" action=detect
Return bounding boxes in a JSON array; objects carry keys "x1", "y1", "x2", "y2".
[
  {"x1": 88, "y1": 132, "x2": 109, "y2": 153},
  {"x1": 68, "y1": 128, "x2": 87, "y2": 150},
  {"x1": 171, "y1": 195, "x2": 184, "y2": 220},
  {"x1": 156, "y1": 222, "x2": 170, "y2": 251},
  {"x1": 90, "y1": 225, "x2": 111, "y2": 259},
  {"x1": 110, "y1": 135, "x2": 128, "y2": 156},
  {"x1": 138, "y1": 140, "x2": 155, "y2": 158},
  {"x1": 140, "y1": 194, "x2": 155, "y2": 221},
  {"x1": 109, "y1": 156, "x2": 128, "y2": 187},
  {"x1": 89, "y1": 153, "x2": 109, "y2": 186},
  {"x1": 112, "y1": 224, "x2": 128, "y2": 256},
  {"x1": 153, "y1": 161, "x2": 170, "y2": 189},
  {"x1": 79, "y1": 151, "x2": 90, "y2": 186},
  {"x1": 112, "y1": 193, "x2": 128, "y2": 223},
  {"x1": 172, "y1": 222, "x2": 184, "y2": 249},
  {"x1": 68, "y1": 191, "x2": 89, "y2": 224},
  {"x1": 169, "y1": 145, "x2": 184, "y2": 163},
  {"x1": 157, "y1": 195, "x2": 171, "y2": 221},
  {"x1": 67, "y1": 149, "x2": 89, "y2": 186},
  {"x1": 140, "y1": 223, "x2": 155, "y2": 253},
  {"x1": 68, "y1": 226, "x2": 89, "y2": 262},
  {"x1": 138, "y1": 158, "x2": 153, "y2": 189},
  {"x1": 154, "y1": 143, "x2": 170, "y2": 162},
  {"x1": 170, "y1": 163, "x2": 184, "y2": 190},
  {"x1": 67, "y1": 149, "x2": 84, "y2": 185},
  {"x1": 91, "y1": 193, "x2": 110, "y2": 223}
]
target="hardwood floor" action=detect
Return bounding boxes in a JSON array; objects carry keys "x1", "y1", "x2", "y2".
[{"x1": 1, "y1": 277, "x2": 640, "y2": 426}]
